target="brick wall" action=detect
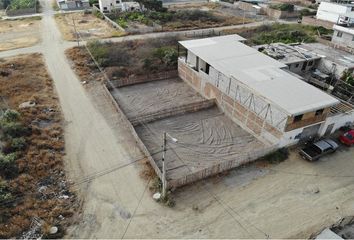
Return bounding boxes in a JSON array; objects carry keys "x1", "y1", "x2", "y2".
[{"x1": 178, "y1": 60, "x2": 285, "y2": 144}]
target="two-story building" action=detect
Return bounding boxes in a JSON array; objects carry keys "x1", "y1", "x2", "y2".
[{"x1": 178, "y1": 35, "x2": 349, "y2": 147}]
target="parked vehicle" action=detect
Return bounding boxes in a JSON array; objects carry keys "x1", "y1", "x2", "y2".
[
  {"x1": 339, "y1": 130, "x2": 354, "y2": 146},
  {"x1": 299, "y1": 139, "x2": 338, "y2": 161}
]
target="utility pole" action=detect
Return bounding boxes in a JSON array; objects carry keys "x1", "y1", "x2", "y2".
[
  {"x1": 161, "y1": 132, "x2": 178, "y2": 199},
  {"x1": 162, "y1": 132, "x2": 167, "y2": 199},
  {"x1": 72, "y1": 17, "x2": 79, "y2": 47}
]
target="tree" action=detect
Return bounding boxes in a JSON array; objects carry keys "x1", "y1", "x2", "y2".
[{"x1": 0, "y1": 0, "x2": 11, "y2": 9}]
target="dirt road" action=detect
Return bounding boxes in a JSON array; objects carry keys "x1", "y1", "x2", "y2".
[{"x1": 1, "y1": 1, "x2": 354, "y2": 238}]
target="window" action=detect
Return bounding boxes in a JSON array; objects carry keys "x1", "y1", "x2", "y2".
[
  {"x1": 351, "y1": 6, "x2": 354, "y2": 11},
  {"x1": 315, "y1": 109, "x2": 324, "y2": 116},
  {"x1": 103, "y1": 6, "x2": 107, "y2": 10},
  {"x1": 337, "y1": 31, "x2": 343, "y2": 37},
  {"x1": 293, "y1": 114, "x2": 303, "y2": 122},
  {"x1": 295, "y1": 63, "x2": 299, "y2": 68},
  {"x1": 116, "y1": 0, "x2": 119, "y2": 3},
  {"x1": 308, "y1": 61, "x2": 313, "y2": 66},
  {"x1": 352, "y1": 35, "x2": 354, "y2": 41}
]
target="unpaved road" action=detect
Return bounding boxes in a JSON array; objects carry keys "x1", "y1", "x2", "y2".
[{"x1": 1, "y1": 1, "x2": 354, "y2": 238}]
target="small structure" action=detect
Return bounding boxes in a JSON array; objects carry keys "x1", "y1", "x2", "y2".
[
  {"x1": 316, "y1": 228, "x2": 343, "y2": 239},
  {"x1": 332, "y1": 24, "x2": 354, "y2": 51},
  {"x1": 254, "y1": 43, "x2": 321, "y2": 74},
  {"x1": 56, "y1": 0, "x2": 90, "y2": 10},
  {"x1": 254, "y1": 42, "x2": 354, "y2": 79},
  {"x1": 98, "y1": 0, "x2": 140, "y2": 12},
  {"x1": 178, "y1": 35, "x2": 342, "y2": 146}
]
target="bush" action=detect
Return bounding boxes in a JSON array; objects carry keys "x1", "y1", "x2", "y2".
[
  {"x1": 153, "y1": 46, "x2": 178, "y2": 66},
  {"x1": 270, "y1": 3, "x2": 294, "y2": 12},
  {"x1": 9, "y1": 0, "x2": 35, "y2": 10},
  {"x1": 10, "y1": 137, "x2": 27, "y2": 152},
  {"x1": 300, "y1": 8, "x2": 316, "y2": 17},
  {"x1": 0, "y1": 179, "x2": 13, "y2": 204},
  {"x1": 1, "y1": 121, "x2": 28, "y2": 138},
  {"x1": 0, "y1": 152, "x2": 18, "y2": 178},
  {"x1": 263, "y1": 148, "x2": 289, "y2": 164},
  {"x1": 1, "y1": 109, "x2": 20, "y2": 122}
]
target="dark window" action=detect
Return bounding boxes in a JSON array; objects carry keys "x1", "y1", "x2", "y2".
[
  {"x1": 294, "y1": 114, "x2": 303, "y2": 122},
  {"x1": 205, "y1": 63, "x2": 210, "y2": 74},
  {"x1": 352, "y1": 35, "x2": 354, "y2": 41},
  {"x1": 116, "y1": 0, "x2": 119, "y2": 3},
  {"x1": 308, "y1": 61, "x2": 313, "y2": 66},
  {"x1": 315, "y1": 109, "x2": 324, "y2": 116},
  {"x1": 103, "y1": 6, "x2": 107, "y2": 9},
  {"x1": 337, "y1": 31, "x2": 343, "y2": 37},
  {"x1": 351, "y1": 6, "x2": 354, "y2": 11},
  {"x1": 295, "y1": 63, "x2": 299, "y2": 68}
]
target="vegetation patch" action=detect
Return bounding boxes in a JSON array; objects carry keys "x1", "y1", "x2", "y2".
[
  {"x1": 106, "y1": 2, "x2": 250, "y2": 32},
  {"x1": 66, "y1": 37, "x2": 180, "y2": 83},
  {"x1": 223, "y1": 23, "x2": 333, "y2": 45},
  {"x1": 262, "y1": 148, "x2": 289, "y2": 164},
  {"x1": 0, "y1": 54, "x2": 78, "y2": 239}
]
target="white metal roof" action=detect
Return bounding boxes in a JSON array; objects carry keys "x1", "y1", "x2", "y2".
[{"x1": 179, "y1": 35, "x2": 339, "y2": 115}]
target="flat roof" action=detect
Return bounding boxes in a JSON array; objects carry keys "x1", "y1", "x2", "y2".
[
  {"x1": 253, "y1": 43, "x2": 321, "y2": 65},
  {"x1": 300, "y1": 42, "x2": 354, "y2": 69},
  {"x1": 179, "y1": 35, "x2": 339, "y2": 115}
]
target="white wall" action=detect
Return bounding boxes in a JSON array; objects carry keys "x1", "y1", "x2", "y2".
[
  {"x1": 186, "y1": 50, "x2": 197, "y2": 68},
  {"x1": 316, "y1": 2, "x2": 354, "y2": 23},
  {"x1": 319, "y1": 111, "x2": 354, "y2": 135}
]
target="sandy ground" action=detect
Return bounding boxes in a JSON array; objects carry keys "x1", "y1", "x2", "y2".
[
  {"x1": 136, "y1": 106, "x2": 267, "y2": 181},
  {"x1": 0, "y1": 17, "x2": 41, "y2": 51},
  {"x1": 54, "y1": 12, "x2": 125, "y2": 41},
  {"x1": 111, "y1": 78, "x2": 205, "y2": 119}
]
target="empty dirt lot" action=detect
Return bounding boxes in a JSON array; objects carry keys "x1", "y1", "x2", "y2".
[
  {"x1": 55, "y1": 12, "x2": 125, "y2": 41},
  {"x1": 111, "y1": 78, "x2": 205, "y2": 120},
  {"x1": 136, "y1": 106, "x2": 267, "y2": 181},
  {"x1": 0, "y1": 17, "x2": 41, "y2": 52}
]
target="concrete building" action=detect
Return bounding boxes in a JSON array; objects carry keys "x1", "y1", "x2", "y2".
[
  {"x1": 255, "y1": 43, "x2": 322, "y2": 74},
  {"x1": 57, "y1": 0, "x2": 90, "y2": 10},
  {"x1": 332, "y1": 24, "x2": 354, "y2": 50},
  {"x1": 98, "y1": 0, "x2": 139, "y2": 12},
  {"x1": 316, "y1": 1, "x2": 354, "y2": 24},
  {"x1": 254, "y1": 42, "x2": 354, "y2": 79},
  {"x1": 178, "y1": 35, "x2": 345, "y2": 147}
]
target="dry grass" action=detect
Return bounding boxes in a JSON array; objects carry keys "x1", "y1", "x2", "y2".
[
  {"x1": 0, "y1": 18, "x2": 41, "y2": 52},
  {"x1": 0, "y1": 54, "x2": 79, "y2": 238},
  {"x1": 55, "y1": 12, "x2": 125, "y2": 41}
]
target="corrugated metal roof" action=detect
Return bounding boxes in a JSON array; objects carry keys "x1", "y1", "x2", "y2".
[{"x1": 179, "y1": 35, "x2": 339, "y2": 115}]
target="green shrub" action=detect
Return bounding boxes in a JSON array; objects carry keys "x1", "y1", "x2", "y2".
[
  {"x1": 1, "y1": 121, "x2": 28, "y2": 138},
  {"x1": 9, "y1": 0, "x2": 35, "y2": 10},
  {"x1": 1, "y1": 109, "x2": 20, "y2": 122},
  {"x1": 117, "y1": 18, "x2": 128, "y2": 28},
  {"x1": 263, "y1": 148, "x2": 289, "y2": 164},
  {"x1": 10, "y1": 137, "x2": 27, "y2": 152},
  {"x1": 0, "y1": 152, "x2": 18, "y2": 178},
  {"x1": 153, "y1": 46, "x2": 178, "y2": 66},
  {"x1": 300, "y1": 8, "x2": 316, "y2": 17},
  {"x1": 0, "y1": 180, "x2": 12, "y2": 203},
  {"x1": 87, "y1": 40, "x2": 109, "y2": 66},
  {"x1": 270, "y1": 3, "x2": 294, "y2": 12}
]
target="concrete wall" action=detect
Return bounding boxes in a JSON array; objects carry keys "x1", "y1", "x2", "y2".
[
  {"x1": 302, "y1": 16, "x2": 334, "y2": 29},
  {"x1": 287, "y1": 59, "x2": 319, "y2": 74},
  {"x1": 319, "y1": 110, "x2": 354, "y2": 135},
  {"x1": 6, "y1": 7, "x2": 36, "y2": 16},
  {"x1": 102, "y1": 83, "x2": 163, "y2": 182},
  {"x1": 238, "y1": 1, "x2": 261, "y2": 13},
  {"x1": 261, "y1": 7, "x2": 299, "y2": 19},
  {"x1": 130, "y1": 99, "x2": 216, "y2": 126},
  {"x1": 109, "y1": 70, "x2": 178, "y2": 88},
  {"x1": 169, "y1": 144, "x2": 275, "y2": 188}
]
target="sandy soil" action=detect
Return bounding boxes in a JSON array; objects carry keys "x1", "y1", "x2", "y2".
[
  {"x1": 54, "y1": 12, "x2": 125, "y2": 41},
  {"x1": 0, "y1": 17, "x2": 41, "y2": 52},
  {"x1": 111, "y1": 78, "x2": 205, "y2": 119},
  {"x1": 136, "y1": 106, "x2": 267, "y2": 181}
]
